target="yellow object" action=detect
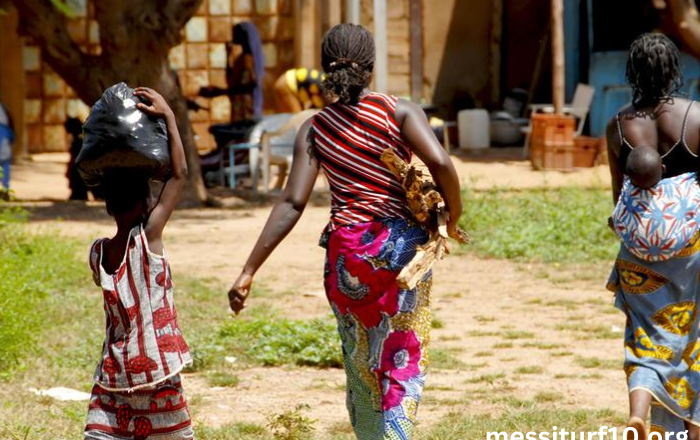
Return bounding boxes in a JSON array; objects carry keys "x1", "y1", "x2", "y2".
[{"x1": 284, "y1": 68, "x2": 326, "y2": 109}]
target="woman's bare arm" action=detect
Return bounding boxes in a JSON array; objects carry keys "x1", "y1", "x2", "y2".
[
  {"x1": 396, "y1": 99, "x2": 463, "y2": 234},
  {"x1": 227, "y1": 119, "x2": 319, "y2": 314}
]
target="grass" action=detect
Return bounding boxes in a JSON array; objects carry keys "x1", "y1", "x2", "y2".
[
  {"x1": 0, "y1": 206, "x2": 89, "y2": 379},
  {"x1": 514, "y1": 366, "x2": 545, "y2": 375},
  {"x1": 196, "y1": 422, "x2": 272, "y2": 440},
  {"x1": 574, "y1": 356, "x2": 620, "y2": 370},
  {"x1": 502, "y1": 330, "x2": 535, "y2": 340},
  {"x1": 431, "y1": 317, "x2": 445, "y2": 329},
  {"x1": 555, "y1": 322, "x2": 618, "y2": 340},
  {"x1": 460, "y1": 187, "x2": 617, "y2": 263},
  {"x1": 521, "y1": 342, "x2": 562, "y2": 350},
  {"x1": 205, "y1": 370, "x2": 241, "y2": 388},
  {"x1": 191, "y1": 308, "x2": 342, "y2": 370},
  {"x1": 431, "y1": 349, "x2": 466, "y2": 370},
  {"x1": 465, "y1": 373, "x2": 506, "y2": 384},
  {"x1": 533, "y1": 391, "x2": 562, "y2": 403}
]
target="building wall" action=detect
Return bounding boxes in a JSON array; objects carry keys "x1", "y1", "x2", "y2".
[
  {"x1": 6, "y1": 0, "x2": 295, "y2": 154},
  {"x1": 424, "y1": 0, "x2": 494, "y2": 117},
  {"x1": 359, "y1": 0, "x2": 411, "y2": 97}
]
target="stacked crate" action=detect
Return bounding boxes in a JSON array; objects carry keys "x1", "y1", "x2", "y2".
[{"x1": 529, "y1": 113, "x2": 575, "y2": 170}]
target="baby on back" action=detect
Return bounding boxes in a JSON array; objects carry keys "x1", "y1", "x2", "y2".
[
  {"x1": 625, "y1": 146, "x2": 664, "y2": 189},
  {"x1": 611, "y1": 145, "x2": 700, "y2": 261}
]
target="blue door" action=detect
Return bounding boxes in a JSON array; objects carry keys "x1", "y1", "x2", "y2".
[{"x1": 589, "y1": 52, "x2": 700, "y2": 137}]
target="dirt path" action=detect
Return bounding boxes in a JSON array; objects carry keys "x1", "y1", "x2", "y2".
[{"x1": 11, "y1": 151, "x2": 626, "y2": 435}]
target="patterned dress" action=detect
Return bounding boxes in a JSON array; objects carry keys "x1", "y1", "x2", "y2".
[
  {"x1": 312, "y1": 93, "x2": 431, "y2": 439},
  {"x1": 84, "y1": 225, "x2": 193, "y2": 440},
  {"x1": 608, "y1": 174, "x2": 700, "y2": 436}
]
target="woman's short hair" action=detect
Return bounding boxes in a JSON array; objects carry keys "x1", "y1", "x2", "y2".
[
  {"x1": 626, "y1": 33, "x2": 683, "y2": 106},
  {"x1": 321, "y1": 24, "x2": 375, "y2": 105}
]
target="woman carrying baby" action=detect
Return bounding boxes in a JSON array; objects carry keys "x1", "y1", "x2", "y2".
[{"x1": 607, "y1": 33, "x2": 700, "y2": 439}]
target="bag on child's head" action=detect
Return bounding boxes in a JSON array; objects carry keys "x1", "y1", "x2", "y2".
[{"x1": 76, "y1": 82, "x2": 171, "y2": 187}]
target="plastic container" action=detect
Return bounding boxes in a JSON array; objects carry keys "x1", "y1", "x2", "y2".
[
  {"x1": 458, "y1": 109, "x2": 490, "y2": 149},
  {"x1": 530, "y1": 113, "x2": 575, "y2": 170}
]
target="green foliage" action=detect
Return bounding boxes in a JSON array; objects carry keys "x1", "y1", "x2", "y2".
[
  {"x1": 205, "y1": 370, "x2": 240, "y2": 388},
  {"x1": 49, "y1": 0, "x2": 76, "y2": 17},
  {"x1": 189, "y1": 308, "x2": 343, "y2": 371},
  {"x1": 196, "y1": 422, "x2": 272, "y2": 440},
  {"x1": 0, "y1": 206, "x2": 87, "y2": 378},
  {"x1": 459, "y1": 187, "x2": 617, "y2": 263},
  {"x1": 267, "y1": 404, "x2": 316, "y2": 440}
]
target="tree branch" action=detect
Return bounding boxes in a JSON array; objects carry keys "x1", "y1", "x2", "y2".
[{"x1": 11, "y1": 0, "x2": 103, "y2": 103}]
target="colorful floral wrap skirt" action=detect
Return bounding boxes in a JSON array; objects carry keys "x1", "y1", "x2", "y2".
[
  {"x1": 322, "y1": 217, "x2": 432, "y2": 440},
  {"x1": 608, "y1": 238, "x2": 700, "y2": 436},
  {"x1": 84, "y1": 375, "x2": 193, "y2": 440}
]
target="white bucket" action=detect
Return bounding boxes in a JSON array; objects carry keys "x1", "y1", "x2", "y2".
[{"x1": 458, "y1": 109, "x2": 490, "y2": 149}]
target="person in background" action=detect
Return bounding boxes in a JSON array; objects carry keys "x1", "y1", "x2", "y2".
[
  {"x1": 65, "y1": 117, "x2": 89, "y2": 201},
  {"x1": 199, "y1": 22, "x2": 265, "y2": 124},
  {"x1": 0, "y1": 102, "x2": 15, "y2": 193},
  {"x1": 273, "y1": 67, "x2": 327, "y2": 113}
]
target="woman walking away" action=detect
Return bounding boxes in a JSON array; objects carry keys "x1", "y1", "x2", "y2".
[
  {"x1": 607, "y1": 33, "x2": 700, "y2": 439},
  {"x1": 228, "y1": 24, "x2": 462, "y2": 440}
]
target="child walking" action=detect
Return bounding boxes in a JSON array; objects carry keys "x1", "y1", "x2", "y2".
[{"x1": 83, "y1": 87, "x2": 194, "y2": 440}]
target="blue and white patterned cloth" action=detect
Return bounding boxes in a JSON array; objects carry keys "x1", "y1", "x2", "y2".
[{"x1": 612, "y1": 172, "x2": 700, "y2": 261}]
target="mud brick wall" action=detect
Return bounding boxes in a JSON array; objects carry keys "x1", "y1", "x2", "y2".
[
  {"x1": 20, "y1": 0, "x2": 295, "y2": 153},
  {"x1": 360, "y1": 0, "x2": 412, "y2": 98}
]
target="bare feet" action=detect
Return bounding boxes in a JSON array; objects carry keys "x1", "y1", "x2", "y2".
[{"x1": 626, "y1": 417, "x2": 646, "y2": 440}]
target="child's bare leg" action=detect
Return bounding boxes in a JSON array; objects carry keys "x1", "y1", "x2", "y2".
[
  {"x1": 627, "y1": 389, "x2": 650, "y2": 439},
  {"x1": 685, "y1": 421, "x2": 700, "y2": 440}
]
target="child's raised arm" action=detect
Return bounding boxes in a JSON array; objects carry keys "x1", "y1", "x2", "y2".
[{"x1": 134, "y1": 87, "x2": 188, "y2": 254}]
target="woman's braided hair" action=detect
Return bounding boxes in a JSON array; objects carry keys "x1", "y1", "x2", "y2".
[
  {"x1": 626, "y1": 33, "x2": 683, "y2": 107},
  {"x1": 321, "y1": 23, "x2": 375, "y2": 105}
]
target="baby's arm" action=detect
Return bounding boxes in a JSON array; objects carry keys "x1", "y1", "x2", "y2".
[{"x1": 134, "y1": 87, "x2": 188, "y2": 254}]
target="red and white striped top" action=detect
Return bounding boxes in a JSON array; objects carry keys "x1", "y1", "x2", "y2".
[
  {"x1": 89, "y1": 225, "x2": 191, "y2": 392},
  {"x1": 311, "y1": 92, "x2": 412, "y2": 229}
]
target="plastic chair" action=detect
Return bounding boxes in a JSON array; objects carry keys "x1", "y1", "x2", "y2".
[
  {"x1": 260, "y1": 110, "x2": 319, "y2": 194},
  {"x1": 521, "y1": 83, "x2": 595, "y2": 156},
  {"x1": 225, "y1": 113, "x2": 293, "y2": 192}
]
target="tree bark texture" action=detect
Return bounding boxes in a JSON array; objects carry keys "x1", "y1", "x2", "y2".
[{"x1": 10, "y1": 0, "x2": 208, "y2": 204}]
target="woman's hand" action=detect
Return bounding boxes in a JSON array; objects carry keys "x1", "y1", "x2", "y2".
[
  {"x1": 134, "y1": 87, "x2": 174, "y2": 119},
  {"x1": 228, "y1": 272, "x2": 253, "y2": 315},
  {"x1": 446, "y1": 208, "x2": 466, "y2": 242}
]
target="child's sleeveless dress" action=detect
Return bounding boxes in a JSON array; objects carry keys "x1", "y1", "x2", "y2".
[{"x1": 84, "y1": 224, "x2": 193, "y2": 440}]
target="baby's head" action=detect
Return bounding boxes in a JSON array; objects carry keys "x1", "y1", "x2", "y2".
[{"x1": 626, "y1": 146, "x2": 663, "y2": 189}]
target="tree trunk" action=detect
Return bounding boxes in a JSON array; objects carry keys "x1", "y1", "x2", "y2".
[{"x1": 10, "y1": 0, "x2": 209, "y2": 205}]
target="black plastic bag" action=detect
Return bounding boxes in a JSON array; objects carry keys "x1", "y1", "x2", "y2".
[{"x1": 76, "y1": 82, "x2": 170, "y2": 187}]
